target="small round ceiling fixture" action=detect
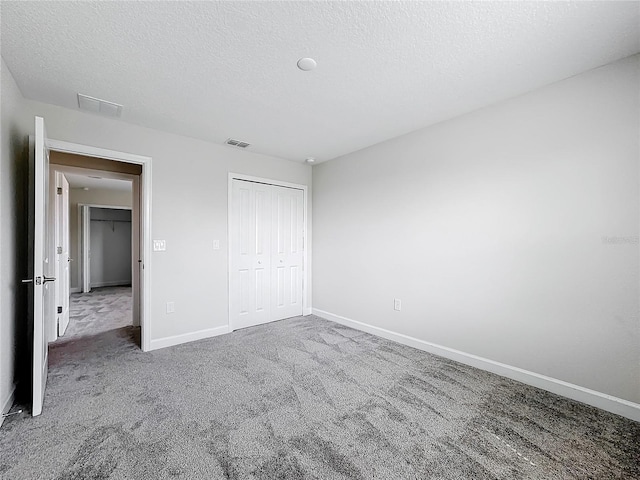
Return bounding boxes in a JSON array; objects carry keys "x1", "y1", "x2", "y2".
[
  {"x1": 305, "y1": 157, "x2": 316, "y2": 164},
  {"x1": 297, "y1": 58, "x2": 317, "y2": 71}
]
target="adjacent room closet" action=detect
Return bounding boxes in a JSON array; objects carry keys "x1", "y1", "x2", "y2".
[{"x1": 89, "y1": 207, "x2": 132, "y2": 288}]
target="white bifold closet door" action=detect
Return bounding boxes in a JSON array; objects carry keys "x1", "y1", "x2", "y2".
[{"x1": 230, "y1": 179, "x2": 304, "y2": 330}]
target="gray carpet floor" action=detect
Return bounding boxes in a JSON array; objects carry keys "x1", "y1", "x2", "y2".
[
  {"x1": 1, "y1": 316, "x2": 638, "y2": 479},
  {"x1": 60, "y1": 286, "x2": 133, "y2": 339}
]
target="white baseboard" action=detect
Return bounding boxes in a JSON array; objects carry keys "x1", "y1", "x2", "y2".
[
  {"x1": 313, "y1": 308, "x2": 640, "y2": 423},
  {"x1": 70, "y1": 287, "x2": 81, "y2": 294},
  {"x1": 0, "y1": 384, "x2": 16, "y2": 428},
  {"x1": 149, "y1": 325, "x2": 230, "y2": 351},
  {"x1": 91, "y1": 280, "x2": 132, "y2": 288}
]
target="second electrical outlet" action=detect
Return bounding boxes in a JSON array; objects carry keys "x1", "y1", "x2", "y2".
[{"x1": 394, "y1": 299, "x2": 401, "y2": 311}]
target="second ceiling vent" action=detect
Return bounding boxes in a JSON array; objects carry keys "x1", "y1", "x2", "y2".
[
  {"x1": 225, "y1": 138, "x2": 251, "y2": 149},
  {"x1": 77, "y1": 93, "x2": 123, "y2": 117}
]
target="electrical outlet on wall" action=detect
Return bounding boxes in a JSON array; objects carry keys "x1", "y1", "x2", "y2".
[
  {"x1": 166, "y1": 301, "x2": 175, "y2": 314},
  {"x1": 394, "y1": 299, "x2": 402, "y2": 311}
]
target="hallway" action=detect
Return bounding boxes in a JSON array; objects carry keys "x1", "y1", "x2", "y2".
[{"x1": 62, "y1": 286, "x2": 133, "y2": 339}]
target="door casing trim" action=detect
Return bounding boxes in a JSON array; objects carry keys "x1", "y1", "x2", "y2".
[{"x1": 47, "y1": 139, "x2": 152, "y2": 351}]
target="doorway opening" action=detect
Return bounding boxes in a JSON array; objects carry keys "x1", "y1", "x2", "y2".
[
  {"x1": 27, "y1": 117, "x2": 152, "y2": 417},
  {"x1": 49, "y1": 152, "x2": 143, "y2": 348}
]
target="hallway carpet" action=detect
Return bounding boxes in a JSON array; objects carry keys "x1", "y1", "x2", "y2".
[
  {"x1": 61, "y1": 286, "x2": 133, "y2": 339},
  {"x1": 1, "y1": 316, "x2": 638, "y2": 479}
]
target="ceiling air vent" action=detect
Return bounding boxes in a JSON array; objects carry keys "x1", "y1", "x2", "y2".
[
  {"x1": 225, "y1": 138, "x2": 251, "y2": 149},
  {"x1": 77, "y1": 93, "x2": 123, "y2": 117}
]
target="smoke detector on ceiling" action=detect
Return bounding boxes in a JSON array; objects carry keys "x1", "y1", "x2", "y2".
[
  {"x1": 77, "y1": 93, "x2": 123, "y2": 117},
  {"x1": 225, "y1": 138, "x2": 251, "y2": 149},
  {"x1": 297, "y1": 58, "x2": 317, "y2": 71}
]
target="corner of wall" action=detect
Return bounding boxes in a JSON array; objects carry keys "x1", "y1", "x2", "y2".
[
  {"x1": 1, "y1": 55, "x2": 29, "y2": 427},
  {"x1": 0, "y1": 383, "x2": 16, "y2": 428},
  {"x1": 313, "y1": 308, "x2": 640, "y2": 423}
]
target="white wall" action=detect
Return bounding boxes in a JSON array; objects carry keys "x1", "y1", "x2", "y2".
[
  {"x1": 89, "y1": 208, "x2": 132, "y2": 287},
  {"x1": 18, "y1": 96, "x2": 312, "y2": 344},
  {"x1": 313, "y1": 55, "x2": 640, "y2": 405},
  {"x1": 0, "y1": 58, "x2": 28, "y2": 423},
  {"x1": 67, "y1": 188, "x2": 133, "y2": 290}
]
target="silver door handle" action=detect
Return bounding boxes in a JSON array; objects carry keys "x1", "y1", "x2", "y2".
[
  {"x1": 43, "y1": 275, "x2": 56, "y2": 284},
  {"x1": 68, "y1": 258, "x2": 73, "y2": 262},
  {"x1": 21, "y1": 279, "x2": 33, "y2": 284}
]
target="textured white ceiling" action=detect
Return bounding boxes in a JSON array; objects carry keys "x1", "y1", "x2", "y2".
[
  {"x1": 64, "y1": 173, "x2": 132, "y2": 193},
  {"x1": 2, "y1": 1, "x2": 639, "y2": 163}
]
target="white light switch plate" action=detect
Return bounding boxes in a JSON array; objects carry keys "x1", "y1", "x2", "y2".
[
  {"x1": 153, "y1": 240, "x2": 166, "y2": 252},
  {"x1": 166, "y1": 302, "x2": 175, "y2": 314},
  {"x1": 213, "y1": 239, "x2": 220, "y2": 250}
]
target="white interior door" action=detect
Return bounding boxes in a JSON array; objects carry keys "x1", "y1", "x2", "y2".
[
  {"x1": 230, "y1": 179, "x2": 304, "y2": 330},
  {"x1": 55, "y1": 172, "x2": 70, "y2": 336},
  {"x1": 230, "y1": 180, "x2": 272, "y2": 329},
  {"x1": 271, "y1": 187, "x2": 304, "y2": 321},
  {"x1": 26, "y1": 116, "x2": 53, "y2": 416}
]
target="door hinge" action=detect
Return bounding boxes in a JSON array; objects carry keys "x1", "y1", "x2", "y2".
[
  {"x1": 57, "y1": 306, "x2": 62, "y2": 314},
  {"x1": 57, "y1": 187, "x2": 62, "y2": 195},
  {"x1": 57, "y1": 246, "x2": 62, "y2": 254}
]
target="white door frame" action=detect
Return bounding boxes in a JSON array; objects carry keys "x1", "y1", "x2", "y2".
[
  {"x1": 81, "y1": 205, "x2": 90, "y2": 293},
  {"x1": 47, "y1": 139, "x2": 152, "y2": 352},
  {"x1": 228, "y1": 173, "x2": 311, "y2": 332}
]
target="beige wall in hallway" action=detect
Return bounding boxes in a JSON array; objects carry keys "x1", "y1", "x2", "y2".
[{"x1": 66, "y1": 188, "x2": 133, "y2": 290}]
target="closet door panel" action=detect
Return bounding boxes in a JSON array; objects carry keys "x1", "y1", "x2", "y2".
[
  {"x1": 271, "y1": 186, "x2": 304, "y2": 321},
  {"x1": 230, "y1": 180, "x2": 272, "y2": 329}
]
